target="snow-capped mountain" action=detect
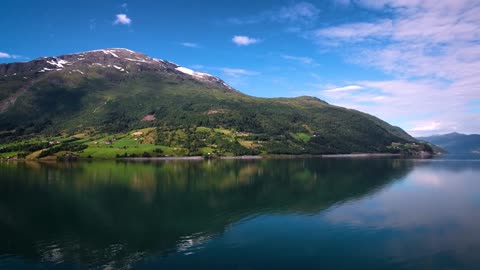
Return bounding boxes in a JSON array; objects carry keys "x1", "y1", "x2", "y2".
[{"x1": 0, "y1": 48, "x2": 233, "y2": 90}]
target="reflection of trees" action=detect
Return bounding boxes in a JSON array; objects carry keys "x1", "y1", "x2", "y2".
[{"x1": 0, "y1": 158, "x2": 413, "y2": 268}]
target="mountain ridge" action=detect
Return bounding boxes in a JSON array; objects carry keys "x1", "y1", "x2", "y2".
[
  {"x1": 418, "y1": 132, "x2": 480, "y2": 154},
  {"x1": 0, "y1": 48, "x2": 432, "y2": 159},
  {"x1": 1, "y1": 48, "x2": 234, "y2": 92}
]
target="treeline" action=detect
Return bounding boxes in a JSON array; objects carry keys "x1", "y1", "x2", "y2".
[
  {"x1": 0, "y1": 141, "x2": 51, "y2": 153},
  {"x1": 156, "y1": 126, "x2": 258, "y2": 156},
  {"x1": 38, "y1": 143, "x2": 87, "y2": 158}
]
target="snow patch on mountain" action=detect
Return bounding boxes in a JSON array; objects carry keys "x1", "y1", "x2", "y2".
[
  {"x1": 113, "y1": 65, "x2": 125, "y2": 72},
  {"x1": 38, "y1": 67, "x2": 54, "y2": 73},
  {"x1": 175, "y1": 66, "x2": 214, "y2": 79},
  {"x1": 125, "y1": 58, "x2": 148, "y2": 63},
  {"x1": 46, "y1": 58, "x2": 70, "y2": 68},
  {"x1": 103, "y1": 50, "x2": 119, "y2": 58},
  {"x1": 2, "y1": 48, "x2": 235, "y2": 92}
]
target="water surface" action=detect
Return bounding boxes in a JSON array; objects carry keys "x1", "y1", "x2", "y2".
[{"x1": 0, "y1": 157, "x2": 479, "y2": 269}]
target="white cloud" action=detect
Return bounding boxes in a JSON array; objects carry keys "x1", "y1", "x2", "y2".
[
  {"x1": 180, "y1": 42, "x2": 199, "y2": 48},
  {"x1": 307, "y1": 79, "x2": 480, "y2": 136},
  {"x1": 227, "y1": 2, "x2": 319, "y2": 25},
  {"x1": 221, "y1": 68, "x2": 259, "y2": 77},
  {"x1": 0, "y1": 52, "x2": 21, "y2": 59},
  {"x1": 232, "y1": 35, "x2": 259, "y2": 46},
  {"x1": 313, "y1": 20, "x2": 393, "y2": 43},
  {"x1": 114, "y1": 14, "x2": 131, "y2": 25},
  {"x1": 282, "y1": 55, "x2": 315, "y2": 65},
  {"x1": 0, "y1": 52, "x2": 12, "y2": 58},
  {"x1": 324, "y1": 85, "x2": 364, "y2": 93},
  {"x1": 409, "y1": 121, "x2": 441, "y2": 132},
  {"x1": 305, "y1": 0, "x2": 480, "y2": 135},
  {"x1": 276, "y1": 2, "x2": 319, "y2": 22}
]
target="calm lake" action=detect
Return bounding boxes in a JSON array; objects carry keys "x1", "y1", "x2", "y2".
[{"x1": 1, "y1": 157, "x2": 480, "y2": 269}]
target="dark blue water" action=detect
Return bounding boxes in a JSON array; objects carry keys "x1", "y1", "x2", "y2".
[{"x1": 0, "y1": 156, "x2": 479, "y2": 269}]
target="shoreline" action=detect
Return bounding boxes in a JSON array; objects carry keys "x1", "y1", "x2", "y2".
[
  {"x1": 1, "y1": 153, "x2": 409, "y2": 162},
  {"x1": 255, "y1": 153, "x2": 404, "y2": 160},
  {"x1": 122, "y1": 155, "x2": 263, "y2": 161},
  {"x1": 122, "y1": 156, "x2": 204, "y2": 161},
  {"x1": 320, "y1": 153, "x2": 402, "y2": 158},
  {"x1": 116, "y1": 155, "x2": 264, "y2": 161}
]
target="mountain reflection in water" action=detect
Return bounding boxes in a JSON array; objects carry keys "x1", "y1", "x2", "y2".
[{"x1": 1, "y1": 158, "x2": 479, "y2": 269}]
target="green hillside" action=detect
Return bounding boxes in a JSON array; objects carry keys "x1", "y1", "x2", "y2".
[{"x1": 0, "y1": 49, "x2": 431, "y2": 159}]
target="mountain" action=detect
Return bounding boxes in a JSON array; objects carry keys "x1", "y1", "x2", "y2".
[
  {"x1": 418, "y1": 132, "x2": 480, "y2": 154},
  {"x1": 0, "y1": 48, "x2": 431, "y2": 159}
]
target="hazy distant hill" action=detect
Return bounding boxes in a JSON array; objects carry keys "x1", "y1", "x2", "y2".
[
  {"x1": 0, "y1": 48, "x2": 432, "y2": 158},
  {"x1": 418, "y1": 133, "x2": 480, "y2": 154}
]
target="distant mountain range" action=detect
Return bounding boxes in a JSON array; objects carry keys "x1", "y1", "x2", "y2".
[
  {"x1": 0, "y1": 48, "x2": 433, "y2": 159},
  {"x1": 418, "y1": 132, "x2": 480, "y2": 154}
]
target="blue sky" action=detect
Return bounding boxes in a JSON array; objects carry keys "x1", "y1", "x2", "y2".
[{"x1": 1, "y1": 0, "x2": 479, "y2": 135}]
